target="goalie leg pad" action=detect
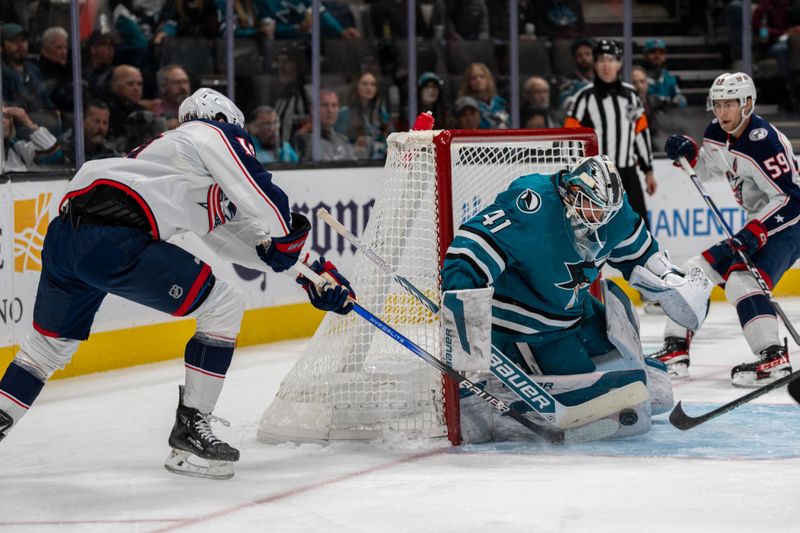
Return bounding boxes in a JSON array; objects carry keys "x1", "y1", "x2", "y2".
[{"x1": 441, "y1": 288, "x2": 493, "y2": 371}]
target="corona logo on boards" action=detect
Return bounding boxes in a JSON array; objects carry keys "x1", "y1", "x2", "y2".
[{"x1": 14, "y1": 193, "x2": 52, "y2": 273}]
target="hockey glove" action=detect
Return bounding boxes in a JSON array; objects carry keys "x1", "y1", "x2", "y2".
[
  {"x1": 664, "y1": 134, "x2": 698, "y2": 167},
  {"x1": 296, "y1": 256, "x2": 355, "y2": 315},
  {"x1": 256, "y1": 213, "x2": 311, "y2": 273},
  {"x1": 729, "y1": 220, "x2": 768, "y2": 257}
]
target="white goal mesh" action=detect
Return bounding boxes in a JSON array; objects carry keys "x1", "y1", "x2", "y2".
[{"x1": 258, "y1": 129, "x2": 596, "y2": 444}]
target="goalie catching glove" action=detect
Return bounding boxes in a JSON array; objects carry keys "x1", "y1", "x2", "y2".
[
  {"x1": 257, "y1": 212, "x2": 311, "y2": 273},
  {"x1": 296, "y1": 256, "x2": 355, "y2": 315},
  {"x1": 629, "y1": 251, "x2": 712, "y2": 331}
]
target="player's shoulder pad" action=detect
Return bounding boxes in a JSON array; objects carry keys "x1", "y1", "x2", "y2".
[
  {"x1": 734, "y1": 114, "x2": 784, "y2": 156},
  {"x1": 192, "y1": 118, "x2": 258, "y2": 160},
  {"x1": 499, "y1": 172, "x2": 559, "y2": 217}
]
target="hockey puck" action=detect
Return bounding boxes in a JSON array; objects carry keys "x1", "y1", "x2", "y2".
[{"x1": 619, "y1": 409, "x2": 638, "y2": 426}]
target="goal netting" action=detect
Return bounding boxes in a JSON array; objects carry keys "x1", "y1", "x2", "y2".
[{"x1": 258, "y1": 128, "x2": 598, "y2": 445}]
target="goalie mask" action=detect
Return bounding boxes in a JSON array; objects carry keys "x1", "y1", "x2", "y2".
[
  {"x1": 179, "y1": 88, "x2": 246, "y2": 128},
  {"x1": 558, "y1": 155, "x2": 624, "y2": 232}
]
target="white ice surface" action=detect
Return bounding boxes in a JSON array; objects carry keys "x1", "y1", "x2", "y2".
[{"x1": 2, "y1": 300, "x2": 800, "y2": 533}]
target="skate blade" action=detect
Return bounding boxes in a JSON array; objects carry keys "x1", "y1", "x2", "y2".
[
  {"x1": 164, "y1": 449, "x2": 235, "y2": 480},
  {"x1": 731, "y1": 369, "x2": 791, "y2": 388},
  {"x1": 666, "y1": 363, "x2": 689, "y2": 380}
]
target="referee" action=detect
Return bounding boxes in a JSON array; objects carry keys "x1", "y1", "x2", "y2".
[{"x1": 564, "y1": 39, "x2": 656, "y2": 226}]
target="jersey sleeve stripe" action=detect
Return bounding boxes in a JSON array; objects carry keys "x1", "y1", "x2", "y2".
[
  {"x1": 492, "y1": 298, "x2": 581, "y2": 328},
  {"x1": 199, "y1": 122, "x2": 290, "y2": 234},
  {"x1": 616, "y1": 217, "x2": 645, "y2": 248},
  {"x1": 445, "y1": 249, "x2": 492, "y2": 284},
  {"x1": 455, "y1": 227, "x2": 507, "y2": 270},
  {"x1": 491, "y1": 317, "x2": 540, "y2": 335},
  {"x1": 609, "y1": 231, "x2": 653, "y2": 262},
  {"x1": 493, "y1": 293, "x2": 578, "y2": 322}
]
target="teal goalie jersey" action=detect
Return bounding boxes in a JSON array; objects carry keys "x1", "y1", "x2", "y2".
[{"x1": 441, "y1": 172, "x2": 659, "y2": 343}]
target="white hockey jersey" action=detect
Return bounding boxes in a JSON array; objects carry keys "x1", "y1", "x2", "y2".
[
  {"x1": 696, "y1": 114, "x2": 800, "y2": 236},
  {"x1": 61, "y1": 118, "x2": 292, "y2": 271}
]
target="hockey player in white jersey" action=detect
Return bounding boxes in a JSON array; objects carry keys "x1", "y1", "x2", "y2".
[
  {"x1": 0, "y1": 89, "x2": 354, "y2": 479},
  {"x1": 653, "y1": 72, "x2": 799, "y2": 386}
]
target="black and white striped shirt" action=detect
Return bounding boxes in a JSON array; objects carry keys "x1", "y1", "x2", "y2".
[{"x1": 565, "y1": 80, "x2": 653, "y2": 172}]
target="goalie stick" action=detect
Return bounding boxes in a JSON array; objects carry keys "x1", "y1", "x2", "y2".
[
  {"x1": 315, "y1": 207, "x2": 648, "y2": 430},
  {"x1": 667, "y1": 157, "x2": 800, "y2": 430},
  {"x1": 292, "y1": 260, "x2": 620, "y2": 445}
]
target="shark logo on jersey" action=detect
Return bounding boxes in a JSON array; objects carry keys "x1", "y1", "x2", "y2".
[
  {"x1": 749, "y1": 128, "x2": 768, "y2": 141},
  {"x1": 199, "y1": 184, "x2": 238, "y2": 230},
  {"x1": 556, "y1": 260, "x2": 597, "y2": 309},
  {"x1": 516, "y1": 189, "x2": 541, "y2": 214}
]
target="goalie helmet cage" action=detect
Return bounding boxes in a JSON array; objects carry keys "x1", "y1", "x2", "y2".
[{"x1": 258, "y1": 128, "x2": 598, "y2": 446}]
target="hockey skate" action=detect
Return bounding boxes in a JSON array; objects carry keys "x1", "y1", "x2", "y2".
[
  {"x1": 164, "y1": 386, "x2": 239, "y2": 480},
  {"x1": 648, "y1": 332, "x2": 693, "y2": 379},
  {"x1": 731, "y1": 341, "x2": 792, "y2": 388}
]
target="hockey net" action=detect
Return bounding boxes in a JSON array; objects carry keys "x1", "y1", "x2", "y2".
[{"x1": 258, "y1": 128, "x2": 598, "y2": 445}]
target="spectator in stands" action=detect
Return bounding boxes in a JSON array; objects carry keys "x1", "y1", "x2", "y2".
[
  {"x1": 84, "y1": 30, "x2": 117, "y2": 101},
  {"x1": 558, "y1": 37, "x2": 594, "y2": 109},
  {"x1": 521, "y1": 76, "x2": 561, "y2": 127},
  {"x1": 248, "y1": 105, "x2": 299, "y2": 164},
  {"x1": 522, "y1": 108, "x2": 548, "y2": 129},
  {"x1": 296, "y1": 90, "x2": 356, "y2": 161},
  {"x1": 38, "y1": 26, "x2": 73, "y2": 112},
  {"x1": 274, "y1": 41, "x2": 311, "y2": 146},
  {"x1": 752, "y1": 0, "x2": 800, "y2": 77},
  {"x1": 458, "y1": 62, "x2": 509, "y2": 129},
  {"x1": 631, "y1": 64, "x2": 661, "y2": 141},
  {"x1": 336, "y1": 70, "x2": 394, "y2": 160},
  {"x1": 109, "y1": 0, "x2": 156, "y2": 67},
  {"x1": 453, "y1": 96, "x2": 482, "y2": 129},
  {"x1": 531, "y1": 0, "x2": 585, "y2": 39},
  {"x1": 1, "y1": 23, "x2": 54, "y2": 112},
  {"x1": 487, "y1": 0, "x2": 537, "y2": 40},
  {"x1": 417, "y1": 72, "x2": 452, "y2": 129},
  {"x1": 448, "y1": 0, "x2": 489, "y2": 40},
  {"x1": 154, "y1": 0, "x2": 220, "y2": 43},
  {"x1": 641, "y1": 38, "x2": 687, "y2": 109},
  {"x1": 58, "y1": 100, "x2": 121, "y2": 164},
  {"x1": 368, "y1": 0, "x2": 456, "y2": 40},
  {"x1": 107, "y1": 64, "x2": 147, "y2": 146},
  {"x1": 261, "y1": 0, "x2": 360, "y2": 39},
  {"x1": 2, "y1": 105, "x2": 64, "y2": 171},
  {"x1": 124, "y1": 109, "x2": 166, "y2": 152},
  {"x1": 152, "y1": 64, "x2": 191, "y2": 129}
]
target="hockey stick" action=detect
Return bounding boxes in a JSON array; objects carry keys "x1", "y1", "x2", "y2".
[
  {"x1": 667, "y1": 157, "x2": 800, "y2": 429},
  {"x1": 788, "y1": 377, "x2": 800, "y2": 404},
  {"x1": 670, "y1": 370, "x2": 800, "y2": 429},
  {"x1": 316, "y1": 207, "x2": 648, "y2": 430}
]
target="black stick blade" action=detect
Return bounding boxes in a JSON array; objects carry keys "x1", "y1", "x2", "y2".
[
  {"x1": 789, "y1": 378, "x2": 800, "y2": 405},
  {"x1": 668, "y1": 401, "x2": 700, "y2": 430}
]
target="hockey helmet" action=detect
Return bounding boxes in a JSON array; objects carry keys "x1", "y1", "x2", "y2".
[
  {"x1": 707, "y1": 72, "x2": 756, "y2": 121},
  {"x1": 558, "y1": 155, "x2": 624, "y2": 231},
  {"x1": 179, "y1": 88, "x2": 246, "y2": 128}
]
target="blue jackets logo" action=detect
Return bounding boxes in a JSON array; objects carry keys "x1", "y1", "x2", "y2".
[
  {"x1": 516, "y1": 189, "x2": 541, "y2": 214},
  {"x1": 169, "y1": 285, "x2": 184, "y2": 299}
]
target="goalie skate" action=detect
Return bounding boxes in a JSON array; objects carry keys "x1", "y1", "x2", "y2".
[
  {"x1": 731, "y1": 342, "x2": 792, "y2": 388},
  {"x1": 164, "y1": 386, "x2": 239, "y2": 480},
  {"x1": 648, "y1": 333, "x2": 693, "y2": 379}
]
